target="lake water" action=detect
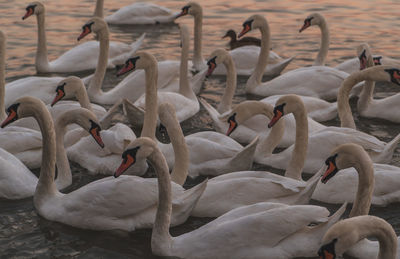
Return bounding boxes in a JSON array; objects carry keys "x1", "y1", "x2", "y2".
[{"x1": 1, "y1": 0, "x2": 400, "y2": 258}]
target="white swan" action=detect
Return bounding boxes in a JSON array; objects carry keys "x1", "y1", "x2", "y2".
[
  {"x1": 175, "y1": 2, "x2": 293, "y2": 75},
  {"x1": 99, "y1": 0, "x2": 179, "y2": 25},
  {"x1": 227, "y1": 95, "x2": 400, "y2": 174},
  {"x1": 119, "y1": 26, "x2": 201, "y2": 126},
  {"x1": 51, "y1": 76, "x2": 147, "y2": 176},
  {"x1": 299, "y1": 13, "x2": 400, "y2": 74},
  {"x1": 200, "y1": 49, "x2": 326, "y2": 147},
  {"x1": 338, "y1": 56, "x2": 400, "y2": 126},
  {"x1": 320, "y1": 215, "x2": 397, "y2": 259},
  {"x1": 0, "y1": 105, "x2": 104, "y2": 199},
  {"x1": 2, "y1": 96, "x2": 207, "y2": 231},
  {"x1": 240, "y1": 14, "x2": 361, "y2": 100},
  {"x1": 22, "y1": 1, "x2": 145, "y2": 73},
  {"x1": 115, "y1": 134, "x2": 346, "y2": 258}
]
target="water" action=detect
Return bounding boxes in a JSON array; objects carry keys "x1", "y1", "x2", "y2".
[{"x1": 1, "y1": 0, "x2": 400, "y2": 258}]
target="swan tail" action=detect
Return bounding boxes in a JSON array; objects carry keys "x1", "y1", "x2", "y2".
[
  {"x1": 170, "y1": 179, "x2": 208, "y2": 226},
  {"x1": 370, "y1": 133, "x2": 400, "y2": 164},
  {"x1": 81, "y1": 74, "x2": 94, "y2": 86},
  {"x1": 191, "y1": 69, "x2": 208, "y2": 94},
  {"x1": 293, "y1": 170, "x2": 321, "y2": 205},
  {"x1": 110, "y1": 33, "x2": 146, "y2": 66},
  {"x1": 99, "y1": 99, "x2": 127, "y2": 128},
  {"x1": 122, "y1": 99, "x2": 145, "y2": 127},
  {"x1": 265, "y1": 56, "x2": 294, "y2": 76},
  {"x1": 325, "y1": 202, "x2": 347, "y2": 227},
  {"x1": 227, "y1": 136, "x2": 259, "y2": 172}
]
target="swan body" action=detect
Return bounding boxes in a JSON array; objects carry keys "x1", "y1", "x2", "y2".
[
  {"x1": 175, "y1": 2, "x2": 293, "y2": 75},
  {"x1": 23, "y1": 2, "x2": 145, "y2": 73},
  {"x1": 105, "y1": 2, "x2": 179, "y2": 25}
]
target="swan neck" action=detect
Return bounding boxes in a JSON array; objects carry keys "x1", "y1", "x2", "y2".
[
  {"x1": 33, "y1": 102, "x2": 58, "y2": 206},
  {"x1": 94, "y1": 0, "x2": 104, "y2": 18},
  {"x1": 88, "y1": 30, "x2": 109, "y2": 97},
  {"x1": 284, "y1": 105, "x2": 308, "y2": 180},
  {"x1": 218, "y1": 57, "x2": 237, "y2": 113},
  {"x1": 0, "y1": 35, "x2": 5, "y2": 121},
  {"x1": 76, "y1": 85, "x2": 92, "y2": 111},
  {"x1": 314, "y1": 19, "x2": 329, "y2": 66},
  {"x1": 141, "y1": 63, "x2": 158, "y2": 140},
  {"x1": 247, "y1": 22, "x2": 270, "y2": 90},
  {"x1": 337, "y1": 72, "x2": 362, "y2": 129},
  {"x1": 357, "y1": 58, "x2": 375, "y2": 112},
  {"x1": 178, "y1": 32, "x2": 194, "y2": 99},
  {"x1": 150, "y1": 147, "x2": 173, "y2": 254},
  {"x1": 349, "y1": 153, "x2": 374, "y2": 217},
  {"x1": 193, "y1": 12, "x2": 204, "y2": 68},
  {"x1": 36, "y1": 13, "x2": 50, "y2": 72},
  {"x1": 54, "y1": 120, "x2": 71, "y2": 189}
]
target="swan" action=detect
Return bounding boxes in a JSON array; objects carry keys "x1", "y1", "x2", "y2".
[
  {"x1": 22, "y1": 1, "x2": 145, "y2": 73},
  {"x1": 318, "y1": 143, "x2": 400, "y2": 258},
  {"x1": 201, "y1": 48, "x2": 326, "y2": 147},
  {"x1": 0, "y1": 106, "x2": 104, "y2": 199},
  {"x1": 115, "y1": 135, "x2": 346, "y2": 258},
  {"x1": 227, "y1": 95, "x2": 400, "y2": 174},
  {"x1": 51, "y1": 76, "x2": 147, "y2": 176},
  {"x1": 1, "y1": 96, "x2": 206, "y2": 231},
  {"x1": 175, "y1": 2, "x2": 293, "y2": 75},
  {"x1": 222, "y1": 29, "x2": 261, "y2": 50},
  {"x1": 299, "y1": 12, "x2": 400, "y2": 74},
  {"x1": 240, "y1": 14, "x2": 361, "y2": 100},
  {"x1": 119, "y1": 26, "x2": 201, "y2": 126},
  {"x1": 338, "y1": 58, "x2": 400, "y2": 126},
  {"x1": 98, "y1": 0, "x2": 179, "y2": 25},
  {"x1": 77, "y1": 17, "x2": 186, "y2": 105},
  {"x1": 320, "y1": 215, "x2": 397, "y2": 259}
]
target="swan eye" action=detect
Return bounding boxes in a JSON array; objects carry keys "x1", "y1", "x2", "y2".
[
  {"x1": 273, "y1": 103, "x2": 286, "y2": 116},
  {"x1": 384, "y1": 68, "x2": 400, "y2": 86},
  {"x1": 1, "y1": 103, "x2": 20, "y2": 128},
  {"x1": 373, "y1": 56, "x2": 382, "y2": 65}
]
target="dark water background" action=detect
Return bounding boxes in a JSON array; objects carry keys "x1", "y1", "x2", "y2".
[{"x1": 2, "y1": 0, "x2": 400, "y2": 258}]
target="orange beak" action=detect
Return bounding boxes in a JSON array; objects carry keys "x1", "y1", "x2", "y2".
[
  {"x1": 268, "y1": 110, "x2": 282, "y2": 128},
  {"x1": 22, "y1": 8, "x2": 34, "y2": 20},
  {"x1": 1, "y1": 110, "x2": 17, "y2": 128},
  {"x1": 90, "y1": 128, "x2": 105, "y2": 148},
  {"x1": 238, "y1": 24, "x2": 251, "y2": 38},
  {"x1": 51, "y1": 90, "x2": 65, "y2": 107},
  {"x1": 226, "y1": 120, "x2": 237, "y2": 136},
  {"x1": 114, "y1": 155, "x2": 135, "y2": 178},
  {"x1": 321, "y1": 162, "x2": 336, "y2": 184},
  {"x1": 206, "y1": 62, "x2": 216, "y2": 77},
  {"x1": 117, "y1": 61, "x2": 134, "y2": 77},
  {"x1": 175, "y1": 9, "x2": 188, "y2": 19},
  {"x1": 77, "y1": 26, "x2": 91, "y2": 41},
  {"x1": 299, "y1": 21, "x2": 310, "y2": 32}
]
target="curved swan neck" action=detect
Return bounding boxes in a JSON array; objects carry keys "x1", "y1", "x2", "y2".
[
  {"x1": 159, "y1": 107, "x2": 189, "y2": 186},
  {"x1": 75, "y1": 83, "x2": 92, "y2": 111},
  {"x1": 193, "y1": 11, "x2": 204, "y2": 69},
  {"x1": 246, "y1": 19, "x2": 270, "y2": 91},
  {"x1": 94, "y1": 0, "x2": 104, "y2": 18},
  {"x1": 357, "y1": 55, "x2": 375, "y2": 112},
  {"x1": 36, "y1": 12, "x2": 50, "y2": 72},
  {"x1": 349, "y1": 151, "x2": 374, "y2": 217},
  {"x1": 54, "y1": 118, "x2": 72, "y2": 189},
  {"x1": 314, "y1": 17, "x2": 329, "y2": 66},
  {"x1": 87, "y1": 28, "x2": 109, "y2": 98},
  {"x1": 0, "y1": 33, "x2": 6, "y2": 121},
  {"x1": 141, "y1": 60, "x2": 158, "y2": 140},
  {"x1": 179, "y1": 28, "x2": 195, "y2": 100},
  {"x1": 150, "y1": 147, "x2": 173, "y2": 254},
  {"x1": 32, "y1": 101, "x2": 58, "y2": 206},
  {"x1": 217, "y1": 56, "x2": 237, "y2": 113},
  {"x1": 284, "y1": 103, "x2": 308, "y2": 180}
]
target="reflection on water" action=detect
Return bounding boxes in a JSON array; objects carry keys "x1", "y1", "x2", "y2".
[{"x1": 1, "y1": 0, "x2": 400, "y2": 258}]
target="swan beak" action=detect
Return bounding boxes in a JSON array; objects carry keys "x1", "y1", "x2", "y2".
[
  {"x1": 206, "y1": 62, "x2": 216, "y2": 77},
  {"x1": 268, "y1": 110, "x2": 282, "y2": 128},
  {"x1": 321, "y1": 162, "x2": 337, "y2": 184},
  {"x1": 238, "y1": 24, "x2": 251, "y2": 38},
  {"x1": 51, "y1": 90, "x2": 65, "y2": 107},
  {"x1": 117, "y1": 62, "x2": 134, "y2": 77},
  {"x1": 22, "y1": 8, "x2": 34, "y2": 20},
  {"x1": 226, "y1": 120, "x2": 237, "y2": 136},
  {"x1": 359, "y1": 57, "x2": 367, "y2": 70},
  {"x1": 77, "y1": 26, "x2": 91, "y2": 41},
  {"x1": 90, "y1": 128, "x2": 105, "y2": 148},
  {"x1": 1, "y1": 110, "x2": 18, "y2": 128},
  {"x1": 114, "y1": 155, "x2": 135, "y2": 178},
  {"x1": 320, "y1": 250, "x2": 334, "y2": 259},
  {"x1": 299, "y1": 22, "x2": 310, "y2": 33}
]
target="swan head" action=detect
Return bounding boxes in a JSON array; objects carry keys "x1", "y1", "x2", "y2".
[
  {"x1": 238, "y1": 14, "x2": 266, "y2": 38},
  {"x1": 299, "y1": 13, "x2": 324, "y2": 32},
  {"x1": 57, "y1": 108, "x2": 104, "y2": 148},
  {"x1": 114, "y1": 137, "x2": 157, "y2": 177},
  {"x1": 77, "y1": 17, "x2": 108, "y2": 41},
  {"x1": 268, "y1": 94, "x2": 304, "y2": 128},
  {"x1": 22, "y1": 2, "x2": 43, "y2": 20},
  {"x1": 356, "y1": 43, "x2": 374, "y2": 70},
  {"x1": 51, "y1": 76, "x2": 84, "y2": 106},
  {"x1": 1, "y1": 97, "x2": 46, "y2": 128},
  {"x1": 175, "y1": 2, "x2": 202, "y2": 19},
  {"x1": 206, "y1": 49, "x2": 230, "y2": 76},
  {"x1": 221, "y1": 101, "x2": 274, "y2": 136},
  {"x1": 117, "y1": 51, "x2": 157, "y2": 77}
]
